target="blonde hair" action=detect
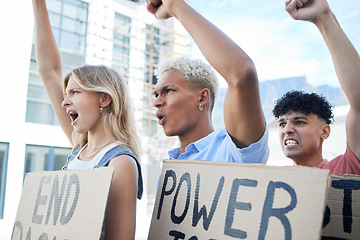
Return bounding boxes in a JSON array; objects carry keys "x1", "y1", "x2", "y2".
[
  {"x1": 63, "y1": 65, "x2": 141, "y2": 159},
  {"x1": 155, "y1": 56, "x2": 219, "y2": 112}
]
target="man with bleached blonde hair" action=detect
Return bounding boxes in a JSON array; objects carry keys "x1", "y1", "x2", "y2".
[{"x1": 148, "y1": 0, "x2": 269, "y2": 163}]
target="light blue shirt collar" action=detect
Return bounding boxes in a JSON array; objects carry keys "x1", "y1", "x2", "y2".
[{"x1": 168, "y1": 131, "x2": 216, "y2": 159}]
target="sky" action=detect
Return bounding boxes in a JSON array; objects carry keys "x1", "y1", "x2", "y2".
[
  {"x1": 1, "y1": 0, "x2": 358, "y2": 89},
  {"x1": 186, "y1": 0, "x2": 360, "y2": 88}
]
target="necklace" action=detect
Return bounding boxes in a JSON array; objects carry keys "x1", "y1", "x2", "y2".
[{"x1": 80, "y1": 141, "x2": 113, "y2": 160}]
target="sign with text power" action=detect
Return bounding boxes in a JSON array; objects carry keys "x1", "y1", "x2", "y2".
[
  {"x1": 148, "y1": 160, "x2": 330, "y2": 240},
  {"x1": 11, "y1": 167, "x2": 114, "y2": 240}
]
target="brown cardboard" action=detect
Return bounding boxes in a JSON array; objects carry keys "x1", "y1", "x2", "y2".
[
  {"x1": 322, "y1": 174, "x2": 360, "y2": 240},
  {"x1": 148, "y1": 160, "x2": 330, "y2": 240},
  {"x1": 11, "y1": 167, "x2": 113, "y2": 240}
]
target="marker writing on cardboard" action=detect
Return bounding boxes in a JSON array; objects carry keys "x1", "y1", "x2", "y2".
[
  {"x1": 157, "y1": 170, "x2": 297, "y2": 240},
  {"x1": 11, "y1": 173, "x2": 80, "y2": 240},
  {"x1": 323, "y1": 179, "x2": 360, "y2": 234}
]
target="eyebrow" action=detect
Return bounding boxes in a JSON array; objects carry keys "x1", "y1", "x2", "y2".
[
  {"x1": 65, "y1": 87, "x2": 81, "y2": 94},
  {"x1": 153, "y1": 84, "x2": 176, "y2": 95},
  {"x1": 278, "y1": 116, "x2": 308, "y2": 123}
]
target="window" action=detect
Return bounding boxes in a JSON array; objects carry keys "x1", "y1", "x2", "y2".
[
  {"x1": 143, "y1": 25, "x2": 161, "y2": 137},
  {"x1": 25, "y1": 145, "x2": 72, "y2": 173},
  {"x1": 60, "y1": 30, "x2": 86, "y2": 54},
  {"x1": 112, "y1": 13, "x2": 131, "y2": 80},
  {"x1": 0, "y1": 142, "x2": 9, "y2": 219},
  {"x1": 26, "y1": 0, "x2": 88, "y2": 125},
  {"x1": 145, "y1": 24, "x2": 160, "y2": 85}
]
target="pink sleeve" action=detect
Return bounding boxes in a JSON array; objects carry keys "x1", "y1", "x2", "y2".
[{"x1": 322, "y1": 144, "x2": 360, "y2": 175}]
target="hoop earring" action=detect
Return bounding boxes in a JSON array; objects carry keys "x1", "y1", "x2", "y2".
[
  {"x1": 199, "y1": 103, "x2": 203, "y2": 111},
  {"x1": 100, "y1": 107, "x2": 103, "y2": 113}
]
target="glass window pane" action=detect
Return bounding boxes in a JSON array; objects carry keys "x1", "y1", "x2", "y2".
[
  {"x1": 27, "y1": 85, "x2": 50, "y2": 102},
  {"x1": 154, "y1": 36, "x2": 160, "y2": 45},
  {"x1": 25, "y1": 145, "x2": 71, "y2": 173},
  {"x1": 115, "y1": 13, "x2": 131, "y2": 23},
  {"x1": 49, "y1": 12, "x2": 61, "y2": 28},
  {"x1": 77, "y1": 9, "x2": 88, "y2": 22},
  {"x1": 47, "y1": 0, "x2": 62, "y2": 14},
  {"x1": 113, "y1": 45, "x2": 130, "y2": 55},
  {"x1": 53, "y1": 148, "x2": 72, "y2": 170},
  {"x1": 28, "y1": 72, "x2": 43, "y2": 85},
  {"x1": 62, "y1": 3, "x2": 78, "y2": 19},
  {"x1": 144, "y1": 24, "x2": 160, "y2": 91},
  {"x1": 114, "y1": 24, "x2": 131, "y2": 35},
  {"x1": 25, "y1": 101, "x2": 54, "y2": 124},
  {"x1": 114, "y1": 34, "x2": 130, "y2": 45},
  {"x1": 60, "y1": 31, "x2": 85, "y2": 54},
  {"x1": 62, "y1": 17, "x2": 77, "y2": 33},
  {"x1": 76, "y1": 21, "x2": 87, "y2": 35},
  {"x1": 0, "y1": 142, "x2": 9, "y2": 219},
  {"x1": 62, "y1": 17, "x2": 86, "y2": 34},
  {"x1": 26, "y1": 145, "x2": 48, "y2": 172},
  {"x1": 114, "y1": 13, "x2": 131, "y2": 34},
  {"x1": 62, "y1": 2, "x2": 88, "y2": 21}
]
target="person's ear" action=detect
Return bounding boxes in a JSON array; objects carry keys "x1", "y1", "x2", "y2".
[
  {"x1": 321, "y1": 124, "x2": 330, "y2": 140},
  {"x1": 199, "y1": 88, "x2": 211, "y2": 106},
  {"x1": 100, "y1": 93, "x2": 112, "y2": 108}
]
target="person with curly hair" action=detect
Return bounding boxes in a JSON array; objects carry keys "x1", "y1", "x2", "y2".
[
  {"x1": 146, "y1": 0, "x2": 269, "y2": 163},
  {"x1": 272, "y1": 0, "x2": 360, "y2": 174}
]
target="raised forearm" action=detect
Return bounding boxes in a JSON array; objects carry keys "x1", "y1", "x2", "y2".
[
  {"x1": 170, "y1": 1, "x2": 256, "y2": 87},
  {"x1": 315, "y1": 11, "x2": 360, "y2": 109}
]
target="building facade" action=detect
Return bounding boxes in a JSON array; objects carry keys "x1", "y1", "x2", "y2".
[{"x1": 0, "y1": 0, "x2": 189, "y2": 239}]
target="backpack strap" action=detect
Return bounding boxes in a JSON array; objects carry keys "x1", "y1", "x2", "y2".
[
  {"x1": 62, "y1": 146, "x2": 82, "y2": 170},
  {"x1": 95, "y1": 145, "x2": 143, "y2": 200}
]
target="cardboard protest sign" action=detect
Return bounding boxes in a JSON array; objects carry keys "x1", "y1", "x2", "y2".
[
  {"x1": 148, "y1": 160, "x2": 330, "y2": 240},
  {"x1": 322, "y1": 174, "x2": 360, "y2": 240},
  {"x1": 11, "y1": 167, "x2": 113, "y2": 240}
]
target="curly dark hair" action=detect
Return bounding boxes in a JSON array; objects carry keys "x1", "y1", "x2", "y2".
[{"x1": 272, "y1": 90, "x2": 334, "y2": 124}]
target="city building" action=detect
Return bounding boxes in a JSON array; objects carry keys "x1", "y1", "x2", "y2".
[{"x1": 0, "y1": 0, "x2": 189, "y2": 239}]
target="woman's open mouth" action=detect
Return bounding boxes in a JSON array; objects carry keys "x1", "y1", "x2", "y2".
[{"x1": 67, "y1": 110, "x2": 79, "y2": 125}]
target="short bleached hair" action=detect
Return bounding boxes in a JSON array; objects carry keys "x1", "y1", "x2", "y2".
[{"x1": 155, "y1": 56, "x2": 219, "y2": 112}]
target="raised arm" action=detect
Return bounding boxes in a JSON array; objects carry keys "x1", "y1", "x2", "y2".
[
  {"x1": 286, "y1": 0, "x2": 360, "y2": 161},
  {"x1": 32, "y1": 0, "x2": 73, "y2": 143},
  {"x1": 147, "y1": 0, "x2": 266, "y2": 148}
]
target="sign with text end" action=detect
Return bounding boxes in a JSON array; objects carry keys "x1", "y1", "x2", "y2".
[
  {"x1": 148, "y1": 160, "x2": 330, "y2": 240},
  {"x1": 11, "y1": 167, "x2": 114, "y2": 240}
]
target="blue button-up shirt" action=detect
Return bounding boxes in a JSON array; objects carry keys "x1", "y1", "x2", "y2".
[{"x1": 168, "y1": 127, "x2": 269, "y2": 164}]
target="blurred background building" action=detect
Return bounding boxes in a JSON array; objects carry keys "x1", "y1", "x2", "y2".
[{"x1": 0, "y1": 0, "x2": 189, "y2": 238}]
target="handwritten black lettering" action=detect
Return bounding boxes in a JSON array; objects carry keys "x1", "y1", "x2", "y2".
[
  {"x1": 60, "y1": 174, "x2": 80, "y2": 225},
  {"x1": 331, "y1": 179, "x2": 360, "y2": 233},
  {"x1": 45, "y1": 174, "x2": 67, "y2": 225},
  {"x1": 171, "y1": 173, "x2": 191, "y2": 224},
  {"x1": 192, "y1": 174, "x2": 224, "y2": 230},
  {"x1": 157, "y1": 170, "x2": 177, "y2": 219},
  {"x1": 169, "y1": 230, "x2": 185, "y2": 240},
  {"x1": 224, "y1": 178, "x2": 258, "y2": 239},
  {"x1": 258, "y1": 181, "x2": 297, "y2": 240},
  {"x1": 32, "y1": 175, "x2": 52, "y2": 224}
]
